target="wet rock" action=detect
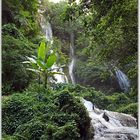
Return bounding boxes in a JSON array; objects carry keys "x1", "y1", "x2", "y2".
[
  {"x1": 107, "y1": 111, "x2": 137, "y2": 127},
  {"x1": 103, "y1": 112, "x2": 109, "y2": 122},
  {"x1": 83, "y1": 100, "x2": 138, "y2": 140}
]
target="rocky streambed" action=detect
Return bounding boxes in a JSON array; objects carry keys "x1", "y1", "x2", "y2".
[{"x1": 82, "y1": 99, "x2": 138, "y2": 140}]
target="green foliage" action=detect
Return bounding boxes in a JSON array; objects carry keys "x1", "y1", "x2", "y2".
[
  {"x1": 2, "y1": 94, "x2": 35, "y2": 134},
  {"x1": 93, "y1": 93, "x2": 131, "y2": 111},
  {"x1": 46, "y1": 53, "x2": 57, "y2": 68},
  {"x1": 2, "y1": 0, "x2": 40, "y2": 94},
  {"x1": 52, "y1": 122, "x2": 80, "y2": 140},
  {"x1": 43, "y1": 0, "x2": 70, "y2": 37},
  {"x1": 2, "y1": 0, "x2": 39, "y2": 37},
  {"x1": 117, "y1": 103, "x2": 138, "y2": 119},
  {"x1": 2, "y1": 83, "x2": 138, "y2": 139},
  {"x1": 24, "y1": 41, "x2": 63, "y2": 88},
  {"x1": 2, "y1": 135, "x2": 18, "y2": 140},
  {"x1": 38, "y1": 42, "x2": 46, "y2": 61},
  {"x1": 74, "y1": 59, "x2": 118, "y2": 93},
  {"x1": 2, "y1": 28, "x2": 37, "y2": 94},
  {"x1": 15, "y1": 119, "x2": 46, "y2": 140},
  {"x1": 52, "y1": 84, "x2": 137, "y2": 119},
  {"x1": 2, "y1": 85, "x2": 92, "y2": 139},
  {"x1": 64, "y1": 0, "x2": 137, "y2": 96},
  {"x1": 2, "y1": 0, "x2": 138, "y2": 139},
  {"x1": 40, "y1": 122, "x2": 80, "y2": 140},
  {"x1": 2, "y1": 24, "x2": 24, "y2": 38}
]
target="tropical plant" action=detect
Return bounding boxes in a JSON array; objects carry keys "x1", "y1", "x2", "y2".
[{"x1": 23, "y1": 41, "x2": 63, "y2": 88}]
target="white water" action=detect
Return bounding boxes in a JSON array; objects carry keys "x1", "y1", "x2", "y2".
[
  {"x1": 69, "y1": 32, "x2": 76, "y2": 84},
  {"x1": 115, "y1": 68, "x2": 130, "y2": 93},
  {"x1": 69, "y1": 44, "x2": 76, "y2": 84},
  {"x1": 45, "y1": 22, "x2": 53, "y2": 42},
  {"x1": 51, "y1": 65, "x2": 68, "y2": 83},
  {"x1": 82, "y1": 99, "x2": 138, "y2": 140},
  {"x1": 40, "y1": 13, "x2": 52, "y2": 42}
]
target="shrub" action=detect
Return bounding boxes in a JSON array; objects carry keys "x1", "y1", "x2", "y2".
[
  {"x1": 2, "y1": 135, "x2": 18, "y2": 140},
  {"x1": 2, "y1": 87, "x2": 92, "y2": 139},
  {"x1": 2, "y1": 33, "x2": 37, "y2": 95},
  {"x1": 52, "y1": 122, "x2": 80, "y2": 140},
  {"x1": 117, "y1": 103, "x2": 138, "y2": 118},
  {"x1": 2, "y1": 94, "x2": 36, "y2": 134},
  {"x1": 56, "y1": 91, "x2": 91, "y2": 139},
  {"x1": 15, "y1": 119, "x2": 46, "y2": 140},
  {"x1": 3, "y1": 84, "x2": 137, "y2": 140}
]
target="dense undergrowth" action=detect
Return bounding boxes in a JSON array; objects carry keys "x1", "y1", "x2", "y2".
[
  {"x1": 54, "y1": 84, "x2": 138, "y2": 118},
  {"x1": 2, "y1": 0, "x2": 40, "y2": 94},
  {"x1": 2, "y1": 84, "x2": 92, "y2": 140},
  {"x1": 2, "y1": 84, "x2": 137, "y2": 140}
]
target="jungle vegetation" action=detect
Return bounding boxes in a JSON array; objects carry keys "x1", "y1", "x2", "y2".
[{"x1": 2, "y1": 0, "x2": 138, "y2": 139}]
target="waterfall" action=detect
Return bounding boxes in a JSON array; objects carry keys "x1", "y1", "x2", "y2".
[
  {"x1": 82, "y1": 99, "x2": 138, "y2": 140},
  {"x1": 39, "y1": 11, "x2": 68, "y2": 83},
  {"x1": 45, "y1": 22, "x2": 53, "y2": 42},
  {"x1": 69, "y1": 31, "x2": 76, "y2": 84},
  {"x1": 40, "y1": 13, "x2": 53, "y2": 43},
  {"x1": 115, "y1": 68, "x2": 130, "y2": 93},
  {"x1": 51, "y1": 65, "x2": 68, "y2": 83}
]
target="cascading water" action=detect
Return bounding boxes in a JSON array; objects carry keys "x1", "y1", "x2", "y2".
[
  {"x1": 45, "y1": 22, "x2": 53, "y2": 42},
  {"x1": 69, "y1": 45, "x2": 76, "y2": 84},
  {"x1": 39, "y1": 11, "x2": 53, "y2": 43},
  {"x1": 82, "y1": 99, "x2": 138, "y2": 140},
  {"x1": 115, "y1": 67, "x2": 130, "y2": 93},
  {"x1": 69, "y1": 31, "x2": 76, "y2": 84},
  {"x1": 39, "y1": 10, "x2": 68, "y2": 83},
  {"x1": 51, "y1": 65, "x2": 68, "y2": 83}
]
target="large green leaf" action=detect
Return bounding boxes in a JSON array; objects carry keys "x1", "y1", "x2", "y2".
[
  {"x1": 37, "y1": 59, "x2": 46, "y2": 70},
  {"x1": 38, "y1": 42, "x2": 46, "y2": 61},
  {"x1": 46, "y1": 53, "x2": 57, "y2": 68}
]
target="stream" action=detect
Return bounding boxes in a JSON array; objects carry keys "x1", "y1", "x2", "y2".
[{"x1": 82, "y1": 99, "x2": 138, "y2": 140}]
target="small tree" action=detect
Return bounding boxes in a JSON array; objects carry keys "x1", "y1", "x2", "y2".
[{"x1": 23, "y1": 42, "x2": 63, "y2": 88}]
